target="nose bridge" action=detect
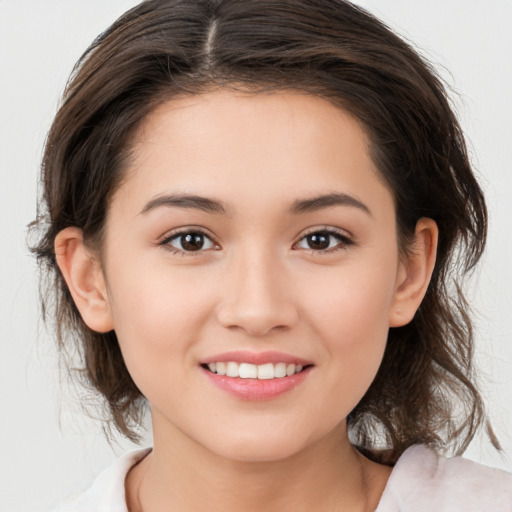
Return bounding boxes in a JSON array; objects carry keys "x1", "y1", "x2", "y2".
[{"x1": 216, "y1": 240, "x2": 298, "y2": 335}]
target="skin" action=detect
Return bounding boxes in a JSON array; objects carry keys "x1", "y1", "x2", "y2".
[{"x1": 55, "y1": 90, "x2": 437, "y2": 512}]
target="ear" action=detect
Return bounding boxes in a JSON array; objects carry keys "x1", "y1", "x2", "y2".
[
  {"x1": 54, "y1": 227, "x2": 114, "y2": 333},
  {"x1": 389, "y1": 218, "x2": 438, "y2": 327}
]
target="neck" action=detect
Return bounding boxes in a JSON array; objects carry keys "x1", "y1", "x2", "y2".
[{"x1": 126, "y1": 416, "x2": 390, "y2": 512}]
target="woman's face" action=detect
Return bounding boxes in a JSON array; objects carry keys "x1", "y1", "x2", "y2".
[{"x1": 100, "y1": 90, "x2": 406, "y2": 461}]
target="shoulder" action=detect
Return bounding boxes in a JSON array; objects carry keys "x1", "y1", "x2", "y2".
[
  {"x1": 376, "y1": 445, "x2": 512, "y2": 512},
  {"x1": 51, "y1": 447, "x2": 152, "y2": 512}
]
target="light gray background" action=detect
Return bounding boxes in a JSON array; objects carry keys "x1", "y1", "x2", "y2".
[{"x1": 1, "y1": 1, "x2": 511, "y2": 511}]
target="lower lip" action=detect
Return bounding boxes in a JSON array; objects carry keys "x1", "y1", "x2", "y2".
[{"x1": 201, "y1": 366, "x2": 312, "y2": 400}]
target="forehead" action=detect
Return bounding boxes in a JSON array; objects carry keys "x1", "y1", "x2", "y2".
[
  {"x1": 132, "y1": 89, "x2": 370, "y2": 161},
  {"x1": 115, "y1": 89, "x2": 393, "y2": 219}
]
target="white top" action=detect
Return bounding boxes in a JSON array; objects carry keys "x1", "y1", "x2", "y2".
[{"x1": 53, "y1": 445, "x2": 512, "y2": 511}]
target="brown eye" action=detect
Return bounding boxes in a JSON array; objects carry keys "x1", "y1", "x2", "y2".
[
  {"x1": 181, "y1": 232, "x2": 205, "y2": 251},
  {"x1": 295, "y1": 229, "x2": 354, "y2": 252},
  {"x1": 306, "y1": 232, "x2": 331, "y2": 250},
  {"x1": 164, "y1": 231, "x2": 216, "y2": 253}
]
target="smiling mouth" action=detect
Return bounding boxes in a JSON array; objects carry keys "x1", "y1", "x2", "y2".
[{"x1": 201, "y1": 362, "x2": 309, "y2": 380}]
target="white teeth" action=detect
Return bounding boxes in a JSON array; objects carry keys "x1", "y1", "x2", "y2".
[
  {"x1": 274, "y1": 362, "x2": 287, "y2": 378},
  {"x1": 226, "y1": 361, "x2": 239, "y2": 377},
  {"x1": 257, "y1": 363, "x2": 274, "y2": 380},
  {"x1": 286, "y1": 363, "x2": 296, "y2": 376},
  {"x1": 239, "y1": 363, "x2": 258, "y2": 378},
  {"x1": 206, "y1": 361, "x2": 305, "y2": 379},
  {"x1": 216, "y1": 362, "x2": 226, "y2": 375}
]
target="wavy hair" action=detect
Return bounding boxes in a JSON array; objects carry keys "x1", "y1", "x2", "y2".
[{"x1": 31, "y1": 0, "x2": 497, "y2": 462}]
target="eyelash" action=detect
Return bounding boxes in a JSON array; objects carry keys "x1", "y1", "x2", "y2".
[
  {"x1": 158, "y1": 228, "x2": 219, "y2": 256},
  {"x1": 293, "y1": 227, "x2": 355, "y2": 255},
  {"x1": 158, "y1": 227, "x2": 354, "y2": 256}
]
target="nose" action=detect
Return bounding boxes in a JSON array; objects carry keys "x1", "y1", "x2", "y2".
[{"x1": 215, "y1": 249, "x2": 299, "y2": 336}]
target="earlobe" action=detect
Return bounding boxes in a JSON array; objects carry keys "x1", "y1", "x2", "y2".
[
  {"x1": 54, "y1": 227, "x2": 114, "y2": 333},
  {"x1": 389, "y1": 218, "x2": 438, "y2": 327}
]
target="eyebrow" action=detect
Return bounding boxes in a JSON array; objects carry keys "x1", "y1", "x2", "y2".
[
  {"x1": 290, "y1": 193, "x2": 371, "y2": 216},
  {"x1": 139, "y1": 192, "x2": 371, "y2": 217},
  {"x1": 140, "y1": 193, "x2": 228, "y2": 215}
]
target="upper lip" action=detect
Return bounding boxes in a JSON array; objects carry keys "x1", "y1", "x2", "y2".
[{"x1": 201, "y1": 350, "x2": 313, "y2": 366}]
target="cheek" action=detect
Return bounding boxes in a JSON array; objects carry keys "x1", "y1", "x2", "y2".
[
  {"x1": 301, "y1": 258, "x2": 397, "y2": 399},
  {"x1": 304, "y1": 259, "x2": 397, "y2": 340},
  {"x1": 105, "y1": 262, "x2": 217, "y2": 383}
]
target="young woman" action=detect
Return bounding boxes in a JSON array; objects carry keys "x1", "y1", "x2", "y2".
[{"x1": 32, "y1": 0, "x2": 511, "y2": 510}]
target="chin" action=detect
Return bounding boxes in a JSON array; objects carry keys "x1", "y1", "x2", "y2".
[
  {"x1": 200, "y1": 423, "x2": 330, "y2": 464},
  {"x1": 213, "y1": 438, "x2": 307, "y2": 463}
]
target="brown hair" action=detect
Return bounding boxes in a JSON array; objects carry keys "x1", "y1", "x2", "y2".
[{"x1": 32, "y1": 0, "x2": 497, "y2": 462}]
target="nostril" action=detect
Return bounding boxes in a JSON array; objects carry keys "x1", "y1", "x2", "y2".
[
  {"x1": 214, "y1": 276, "x2": 300, "y2": 335},
  {"x1": 216, "y1": 304, "x2": 298, "y2": 337}
]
